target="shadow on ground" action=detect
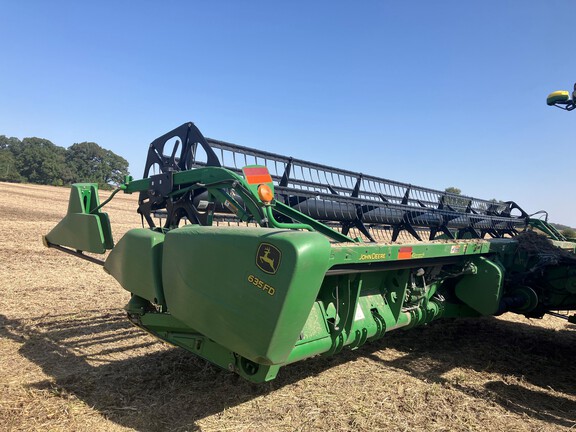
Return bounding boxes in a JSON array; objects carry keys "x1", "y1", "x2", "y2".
[
  {"x1": 368, "y1": 317, "x2": 576, "y2": 428},
  {"x1": 1, "y1": 311, "x2": 575, "y2": 431}
]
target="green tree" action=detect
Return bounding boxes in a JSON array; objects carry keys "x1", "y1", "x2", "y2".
[
  {"x1": 0, "y1": 149, "x2": 24, "y2": 182},
  {"x1": 443, "y1": 186, "x2": 469, "y2": 209},
  {"x1": 0, "y1": 135, "x2": 24, "y2": 182},
  {"x1": 444, "y1": 186, "x2": 461, "y2": 195},
  {"x1": 0, "y1": 135, "x2": 21, "y2": 151},
  {"x1": 102, "y1": 149, "x2": 129, "y2": 186},
  {"x1": 561, "y1": 228, "x2": 576, "y2": 239},
  {"x1": 67, "y1": 142, "x2": 129, "y2": 188},
  {"x1": 11, "y1": 137, "x2": 72, "y2": 185},
  {"x1": 0, "y1": 133, "x2": 129, "y2": 187}
]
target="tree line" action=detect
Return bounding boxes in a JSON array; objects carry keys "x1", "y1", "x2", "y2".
[{"x1": 0, "y1": 135, "x2": 129, "y2": 189}]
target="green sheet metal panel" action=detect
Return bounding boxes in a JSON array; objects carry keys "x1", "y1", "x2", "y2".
[
  {"x1": 454, "y1": 256, "x2": 504, "y2": 315},
  {"x1": 104, "y1": 228, "x2": 166, "y2": 308},
  {"x1": 45, "y1": 184, "x2": 113, "y2": 253},
  {"x1": 162, "y1": 225, "x2": 332, "y2": 365}
]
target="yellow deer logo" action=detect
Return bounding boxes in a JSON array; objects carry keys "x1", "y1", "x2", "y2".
[
  {"x1": 256, "y1": 243, "x2": 282, "y2": 274},
  {"x1": 260, "y1": 247, "x2": 276, "y2": 271}
]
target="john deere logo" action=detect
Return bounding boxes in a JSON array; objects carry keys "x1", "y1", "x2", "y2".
[{"x1": 256, "y1": 243, "x2": 281, "y2": 275}]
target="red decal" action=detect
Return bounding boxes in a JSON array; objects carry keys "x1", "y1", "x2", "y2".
[
  {"x1": 398, "y1": 247, "x2": 412, "y2": 260},
  {"x1": 243, "y1": 167, "x2": 270, "y2": 176},
  {"x1": 243, "y1": 167, "x2": 273, "y2": 184}
]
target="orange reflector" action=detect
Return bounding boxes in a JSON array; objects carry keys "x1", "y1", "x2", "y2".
[
  {"x1": 258, "y1": 184, "x2": 274, "y2": 203},
  {"x1": 398, "y1": 247, "x2": 413, "y2": 260},
  {"x1": 243, "y1": 166, "x2": 273, "y2": 184}
]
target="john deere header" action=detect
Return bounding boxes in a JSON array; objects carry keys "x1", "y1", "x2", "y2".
[{"x1": 44, "y1": 122, "x2": 576, "y2": 382}]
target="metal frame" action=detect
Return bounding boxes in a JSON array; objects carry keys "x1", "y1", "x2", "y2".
[{"x1": 139, "y1": 123, "x2": 529, "y2": 241}]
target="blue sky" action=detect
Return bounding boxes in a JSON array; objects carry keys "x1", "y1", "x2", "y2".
[{"x1": 1, "y1": 2, "x2": 575, "y2": 226}]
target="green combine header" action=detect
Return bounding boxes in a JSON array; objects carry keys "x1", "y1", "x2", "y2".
[{"x1": 44, "y1": 119, "x2": 576, "y2": 383}]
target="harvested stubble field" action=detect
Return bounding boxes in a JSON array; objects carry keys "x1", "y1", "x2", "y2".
[{"x1": 1, "y1": 181, "x2": 575, "y2": 432}]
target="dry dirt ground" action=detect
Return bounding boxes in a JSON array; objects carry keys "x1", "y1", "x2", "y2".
[{"x1": 1, "y1": 181, "x2": 575, "y2": 432}]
